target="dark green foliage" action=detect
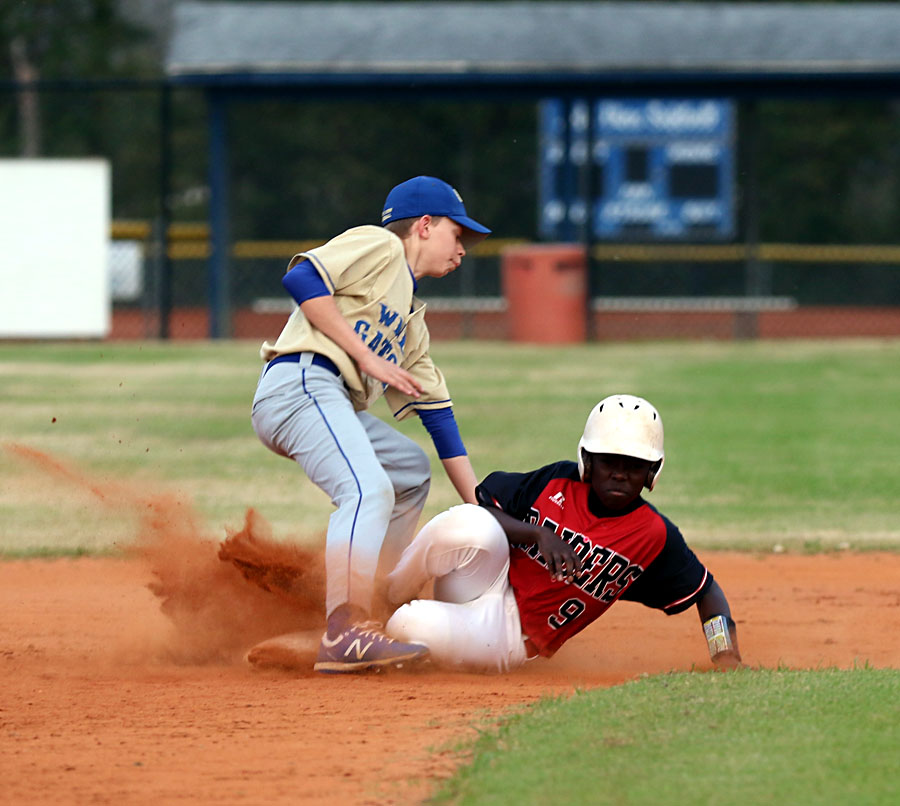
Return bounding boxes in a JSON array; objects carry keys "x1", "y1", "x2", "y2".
[
  {"x1": 0, "y1": 0, "x2": 154, "y2": 80},
  {"x1": 3, "y1": 3, "x2": 900, "y2": 260},
  {"x1": 227, "y1": 99, "x2": 538, "y2": 240},
  {"x1": 754, "y1": 100, "x2": 900, "y2": 244}
]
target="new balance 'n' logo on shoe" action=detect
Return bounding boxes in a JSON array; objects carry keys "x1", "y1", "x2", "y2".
[{"x1": 314, "y1": 621, "x2": 429, "y2": 673}]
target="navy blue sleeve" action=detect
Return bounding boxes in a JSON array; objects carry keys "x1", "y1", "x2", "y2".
[
  {"x1": 476, "y1": 461, "x2": 579, "y2": 520},
  {"x1": 282, "y1": 258, "x2": 331, "y2": 305},
  {"x1": 619, "y1": 506, "x2": 714, "y2": 614},
  {"x1": 418, "y1": 407, "x2": 466, "y2": 459}
]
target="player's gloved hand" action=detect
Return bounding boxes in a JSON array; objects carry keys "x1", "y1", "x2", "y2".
[
  {"x1": 533, "y1": 525, "x2": 583, "y2": 584},
  {"x1": 357, "y1": 350, "x2": 423, "y2": 398}
]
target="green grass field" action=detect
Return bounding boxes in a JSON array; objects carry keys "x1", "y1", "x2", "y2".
[
  {"x1": 1, "y1": 338, "x2": 898, "y2": 554},
  {"x1": 433, "y1": 668, "x2": 900, "y2": 805},
  {"x1": 2, "y1": 338, "x2": 898, "y2": 804}
]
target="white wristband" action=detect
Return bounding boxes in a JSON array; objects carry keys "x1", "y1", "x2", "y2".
[{"x1": 703, "y1": 614, "x2": 734, "y2": 659}]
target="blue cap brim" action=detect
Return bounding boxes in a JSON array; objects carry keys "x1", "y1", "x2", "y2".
[
  {"x1": 451, "y1": 215, "x2": 491, "y2": 234},
  {"x1": 449, "y1": 215, "x2": 491, "y2": 246}
]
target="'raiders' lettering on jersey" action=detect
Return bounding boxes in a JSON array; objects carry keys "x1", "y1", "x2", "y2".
[{"x1": 476, "y1": 461, "x2": 713, "y2": 657}]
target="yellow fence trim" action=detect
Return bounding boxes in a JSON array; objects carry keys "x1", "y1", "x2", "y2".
[
  {"x1": 232, "y1": 240, "x2": 324, "y2": 258},
  {"x1": 757, "y1": 244, "x2": 900, "y2": 263},
  {"x1": 111, "y1": 220, "x2": 151, "y2": 239},
  {"x1": 591, "y1": 244, "x2": 746, "y2": 262},
  {"x1": 110, "y1": 221, "x2": 900, "y2": 264},
  {"x1": 591, "y1": 243, "x2": 900, "y2": 263}
]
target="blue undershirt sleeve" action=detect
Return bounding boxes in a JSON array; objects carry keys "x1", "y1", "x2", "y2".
[
  {"x1": 418, "y1": 407, "x2": 467, "y2": 460},
  {"x1": 282, "y1": 258, "x2": 331, "y2": 305}
]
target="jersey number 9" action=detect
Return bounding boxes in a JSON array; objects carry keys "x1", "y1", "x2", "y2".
[{"x1": 548, "y1": 597, "x2": 586, "y2": 629}]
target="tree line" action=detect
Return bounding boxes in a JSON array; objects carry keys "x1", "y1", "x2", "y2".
[{"x1": 3, "y1": 0, "x2": 900, "y2": 246}]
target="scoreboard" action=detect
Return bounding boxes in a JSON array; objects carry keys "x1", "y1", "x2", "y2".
[{"x1": 539, "y1": 99, "x2": 735, "y2": 241}]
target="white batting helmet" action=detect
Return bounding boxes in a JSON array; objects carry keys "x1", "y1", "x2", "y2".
[{"x1": 577, "y1": 394, "x2": 665, "y2": 490}]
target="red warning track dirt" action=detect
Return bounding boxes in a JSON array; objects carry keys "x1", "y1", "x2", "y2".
[{"x1": 3, "y1": 550, "x2": 899, "y2": 805}]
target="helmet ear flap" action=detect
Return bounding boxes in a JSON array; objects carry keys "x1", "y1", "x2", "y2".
[{"x1": 646, "y1": 459, "x2": 663, "y2": 491}]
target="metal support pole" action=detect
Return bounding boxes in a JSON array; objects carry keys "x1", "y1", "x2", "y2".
[
  {"x1": 460, "y1": 124, "x2": 475, "y2": 338},
  {"x1": 157, "y1": 82, "x2": 173, "y2": 339},
  {"x1": 738, "y1": 99, "x2": 762, "y2": 339},
  {"x1": 207, "y1": 90, "x2": 231, "y2": 338},
  {"x1": 578, "y1": 99, "x2": 596, "y2": 341}
]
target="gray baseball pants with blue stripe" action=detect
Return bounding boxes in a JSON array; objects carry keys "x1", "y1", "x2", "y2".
[{"x1": 251, "y1": 354, "x2": 431, "y2": 619}]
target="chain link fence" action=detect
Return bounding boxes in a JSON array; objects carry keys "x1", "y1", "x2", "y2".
[
  {"x1": 4, "y1": 82, "x2": 900, "y2": 342},
  {"x1": 108, "y1": 228, "x2": 900, "y2": 341}
]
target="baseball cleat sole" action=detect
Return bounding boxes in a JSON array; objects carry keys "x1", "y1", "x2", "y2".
[{"x1": 313, "y1": 648, "x2": 430, "y2": 674}]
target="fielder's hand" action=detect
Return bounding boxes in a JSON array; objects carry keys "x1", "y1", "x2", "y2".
[
  {"x1": 357, "y1": 350, "x2": 422, "y2": 398},
  {"x1": 297, "y1": 294, "x2": 422, "y2": 398}
]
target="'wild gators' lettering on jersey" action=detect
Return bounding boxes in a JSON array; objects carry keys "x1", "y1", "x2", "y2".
[{"x1": 354, "y1": 303, "x2": 408, "y2": 364}]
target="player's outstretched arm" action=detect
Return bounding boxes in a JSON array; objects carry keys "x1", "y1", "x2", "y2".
[
  {"x1": 440, "y1": 455, "x2": 479, "y2": 504},
  {"x1": 696, "y1": 580, "x2": 743, "y2": 668},
  {"x1": 483, "y1": 507, "x2": 582, "y2": 583}
]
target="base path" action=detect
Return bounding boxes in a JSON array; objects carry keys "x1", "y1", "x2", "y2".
[{"x1": 2, "y1": 552, "x2": 898, "y2": 805}]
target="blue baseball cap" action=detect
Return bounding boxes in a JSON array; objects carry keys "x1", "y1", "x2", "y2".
[{"x1": 382, "y1": 176, "x2": 491, "y2": 244}]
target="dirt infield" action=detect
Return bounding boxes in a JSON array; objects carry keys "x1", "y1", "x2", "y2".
[{"x1": 3, "y1": 548, "x2": 899, "y2": 806}]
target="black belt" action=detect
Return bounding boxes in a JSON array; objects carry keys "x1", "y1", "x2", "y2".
[{"x1": 264, "y1": 352, "x2": 340, "y2": 377}]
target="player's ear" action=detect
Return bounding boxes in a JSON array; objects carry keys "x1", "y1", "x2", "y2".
[
  {"x1": 580, "y1": 449, "x2": 592, "y2": 483},
  {"x1": 416, "y1": 214, "x2": 433, "y2": 238}
]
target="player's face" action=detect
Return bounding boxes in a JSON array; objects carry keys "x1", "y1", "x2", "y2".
[
  {"x1": 587, "y1": 452, "x2": 653, "y2": 509},
  {"x1": 418, "y1": 217, "x2": 466, "y2": 279}
]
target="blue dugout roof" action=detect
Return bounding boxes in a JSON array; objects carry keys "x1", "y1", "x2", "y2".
[{"x1": 167, "y1": 1, "x2": 900, "y2": 96}]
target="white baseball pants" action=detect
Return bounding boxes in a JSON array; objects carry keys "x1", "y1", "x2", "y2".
[
  {"x1": 385, "y1": 504, "x2": 529, "y2": 673},
  {"x1": 251, "y1": 356, "x2": 431, "y2": 618}
]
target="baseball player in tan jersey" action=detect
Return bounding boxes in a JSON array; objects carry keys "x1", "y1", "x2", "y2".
[{"x1": 251, "y1": 176, "x2": 490, "y2": 673}]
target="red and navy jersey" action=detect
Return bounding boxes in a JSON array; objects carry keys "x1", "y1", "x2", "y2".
[{"x1": 475, "y1": 460, "x2": 712, "y2": 658}]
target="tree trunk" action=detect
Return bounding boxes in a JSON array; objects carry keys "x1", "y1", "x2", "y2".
[{"x1": 10, "y1": 37, "x2": 42, "y2": 157}]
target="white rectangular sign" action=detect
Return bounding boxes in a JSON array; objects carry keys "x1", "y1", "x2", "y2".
[{"x1": 0, "y1": 159, "x2": 111, "y2": 338}]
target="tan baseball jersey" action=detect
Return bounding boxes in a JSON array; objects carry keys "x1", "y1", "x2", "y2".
[{"x1": 260, "y1": 225, "x2": 452, "y2": 419}]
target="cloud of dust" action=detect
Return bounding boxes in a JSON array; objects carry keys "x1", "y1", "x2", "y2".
[{"x1": 5, "y1": 443, "x2": 326, "y2": 665}]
